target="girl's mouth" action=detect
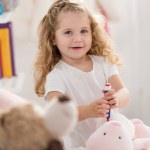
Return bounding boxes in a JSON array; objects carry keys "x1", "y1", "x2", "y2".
[{"x1": 71, "y1": 47, "x2": 83, "y2": 50}]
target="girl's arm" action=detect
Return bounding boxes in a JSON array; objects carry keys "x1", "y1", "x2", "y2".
[
  {"x1": 108, "y1": 74, "x2": 130, "y2": 108},
  {"x1": 46, "y1": 92, "x2": 110, "y2": 121},
  {"x1": 78, "y1": 99, "x2": 109, "y2": 121}
]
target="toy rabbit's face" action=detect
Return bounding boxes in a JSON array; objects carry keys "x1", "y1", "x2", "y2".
[{"x1": 86, "y1": 121, "x2": 133, "y2": 150}]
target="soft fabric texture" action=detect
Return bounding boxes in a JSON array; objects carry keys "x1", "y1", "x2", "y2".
[
  {"x1": 132, "y1": 119, "x2": 150, "y2": 139},
  {"x1": 45, "y1": 55, "x2": 119, "y2": 149},
  {"x1": 86, "y1": 120, "x2": 133, "y2": 150},
  {"x1": 109, "y1": 112, "x2": 135, "y2": 139},
  {"x1": 86, "y1": 112, "x2": 150, "y2": 150},
  {"x1": 96, "y1": 111, "x2": 135, "y2": 140},
  {"x1": 0, "y1": 90, "x2": 78, "y2": 150}
]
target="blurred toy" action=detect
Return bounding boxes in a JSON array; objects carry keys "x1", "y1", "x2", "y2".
[
  {"x1": 110, "y1": 112, "x2": 135, "y2": 139},
  {"x1": 0, "y1": 90, "x2": 78, "y2": 150},
  {"x1": 96, "y1": 0, "x2": 121, "y2": 21},
  {"x1": 96, "y1": 0, "x2": 121, "y2": 34},
  {"x1": 86, "y1": 120, "x2": 133, "y2": 150},
  {"x1": 0, "y1": 0, "x2": 19, "y2": 12},
  {"x1": 86, "y1": 120, "x2": 150, "y2": 150},
  {"x1": 132, "y1": 119, "x2": 150, "y2": 139},
  {"x1": 97, "y1": 111, "x2": 135, "y2": 139},
  {"x1": 86, "y1": 112, "x2": 150, "y2": 150},
  {"x1": 0, "y1": 2, "x2": 3, "y2": 15}
]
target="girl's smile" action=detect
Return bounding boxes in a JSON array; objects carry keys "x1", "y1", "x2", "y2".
[{"x1": 70, "y1": 46, "x2": 84, "y2": 51}]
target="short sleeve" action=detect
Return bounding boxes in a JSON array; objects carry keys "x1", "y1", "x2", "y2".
[
  {"x1": 108, "y1": 63, "x2": 119, "y2": 77},
  {"x1": 90, "y1": 55, "x2": 119, "y2": 80},
  {"x1": 103, "y1": 59, "x2": 119, "y2": 79},
  {"x1": 44, "y1": 71, "x2": 66, "y2": 98}
]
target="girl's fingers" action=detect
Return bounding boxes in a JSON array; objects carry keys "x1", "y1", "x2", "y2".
[
  {"x1": 103, "y1": 89, "x2": 115, "y2": 95},
  {"x1": 97, "y1": 104, "x2": 110, "y2": 109},
  {"x1": 96, "y1": 105, "x2": 110, "y2": 117},
  {"x1": 97, "y1": 110, "x2": 109, "y2": 118},
  {"x1": 109, "y1": 98, "x2": 118, "y2": 105},
  {"x1": 105, "y1": 95, "x2": 116, "y2": 101},
  {"x1": 110, "y1": 104, "x2": 117, "y2": 109},
  {"x1": 96, "y1": 99, "x2": 108, "y2": 105},
  {"x1": 109, "y1": 99, "x2": 118, "y2": 108}
]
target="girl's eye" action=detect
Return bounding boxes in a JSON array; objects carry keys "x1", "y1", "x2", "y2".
[
  {"x1": 81, "y1": 29, "x2": 88, "y2": 33},
  {"x1": 64, "y1": 31, "x2": 72, "y2": 35}
]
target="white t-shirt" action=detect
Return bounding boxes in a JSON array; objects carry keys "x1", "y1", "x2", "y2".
[{"x1": 45, "y1": 55, "x2": 119, "y2": 149}]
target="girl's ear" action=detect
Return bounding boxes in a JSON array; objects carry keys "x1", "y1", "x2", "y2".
[
  {"x1": 53, "y1": 42, "x2": 56, "y2": 46},
  {"x1": 0, "y1": 90, "x2": 27, "y2": 110}
]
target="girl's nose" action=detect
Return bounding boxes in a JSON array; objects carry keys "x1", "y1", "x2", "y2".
[{"x1": 73, "y1": 33, "x2": 82, "y2": 42}]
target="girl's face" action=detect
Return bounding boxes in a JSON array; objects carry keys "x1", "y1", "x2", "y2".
[{"x1": 55, "y1": 11, "x2": 92, "y2": 62}]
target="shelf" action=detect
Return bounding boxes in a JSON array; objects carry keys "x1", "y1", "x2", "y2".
[{"x1": 0, "y1": 12, "x2": 12, "y2": 23}]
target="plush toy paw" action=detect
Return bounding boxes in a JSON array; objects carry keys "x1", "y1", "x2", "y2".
[{"x1": 132, "y1": 119, "x2": 150, "y2": 139}]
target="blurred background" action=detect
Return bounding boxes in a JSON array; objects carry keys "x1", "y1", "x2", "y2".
[{"x1": 0, "y1": 0, "x2": 150, "y2": 125}]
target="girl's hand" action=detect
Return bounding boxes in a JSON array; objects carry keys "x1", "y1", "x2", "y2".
[
  {"x1": 103, "y1": 89, "x2": 119, "y2": 109},
  {"x1": 87, "y1": 98, "x2": 110, "y2": 118}
]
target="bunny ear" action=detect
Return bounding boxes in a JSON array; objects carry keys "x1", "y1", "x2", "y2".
[{"x1": 0, "y1": 89, "x2": 27, "y2": 110}]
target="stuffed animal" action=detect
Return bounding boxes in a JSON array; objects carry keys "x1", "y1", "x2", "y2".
[
  {"x1": 86, "y1": 113, "x2": 150, "y2": 150},
  {"x1": 0, "y1": 0, "x2": 19, "y2": 12},
  {"x1": 97, "y1": 111, "x2": 135, "y2": 139},
  {"x1": 86, "y1": 120, "x2": 133, "y2": 150},
  {"x1": 0, "y1": 89, "x2": 78, "y2": 150},
  {"x1": 132, "y1": 119, "x2": 150, "y2": 139},
  {"x1": 110, "y1": 112, "x2": 135, "y2": 139},
  {"x1": 133, "y1": 138, "x2": 150, "y2": 150}
]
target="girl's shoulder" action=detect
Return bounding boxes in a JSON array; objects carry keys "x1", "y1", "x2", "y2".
[
  {"x1": 46, "y1": 61, "x2": 64, "y2": 78},
  {"x1": 46, "y1": 60, "x2": 72, "y2": 79}
]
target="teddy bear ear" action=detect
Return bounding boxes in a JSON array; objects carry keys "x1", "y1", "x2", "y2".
[
  {"x1": 43, "y1": 95, "x2": 78, "y2": 138},
  {"x1": 46, "y1": 139, "x2": 63, "y2": 150},
  {"x1": 0, "y1": 89, "x2": 27, "y2": 110}
]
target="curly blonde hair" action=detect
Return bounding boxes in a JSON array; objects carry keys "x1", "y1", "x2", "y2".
[{"x1": 34, "y1": 0, "x2": 122, "y2": 97}]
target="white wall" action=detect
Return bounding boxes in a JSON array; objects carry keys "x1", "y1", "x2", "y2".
[{"x1": 109, "y1": 0, "x2": 150, "y2": 125}]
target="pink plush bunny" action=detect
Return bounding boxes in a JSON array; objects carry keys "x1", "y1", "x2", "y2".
[
  {"x1": 132, "y1": 119, "x2": 150, "y2": 139},
  {"x1": 86, "y1": 120, "x2": 150, "y2": 150},
  {"x1": 86, "y1": 120, "x2": 133, "y2": 150}
]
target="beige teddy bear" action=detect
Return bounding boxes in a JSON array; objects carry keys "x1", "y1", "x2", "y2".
[{"x1": 0, "y1": 90, "x2": 78, "y2": 150}]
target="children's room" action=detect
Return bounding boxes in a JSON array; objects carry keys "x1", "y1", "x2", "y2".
[{"x1": 1, "y1": 0, "x2": 150, "y2": 150}]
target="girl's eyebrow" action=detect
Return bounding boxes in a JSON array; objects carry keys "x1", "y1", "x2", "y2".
[
  {"x1": 62, "y1": 27, "x2": 90, "y2": 31},
  {"x1": 81, "y1": 27, "x2": 90, "y2": 29},
  {"x1": 63, "y1": 28, "x2": 72, "y2": 31}
]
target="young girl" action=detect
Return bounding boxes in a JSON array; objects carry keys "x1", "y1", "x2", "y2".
[{"x1": 34, "y1": 0, "x2": 129, "y2": 149}]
